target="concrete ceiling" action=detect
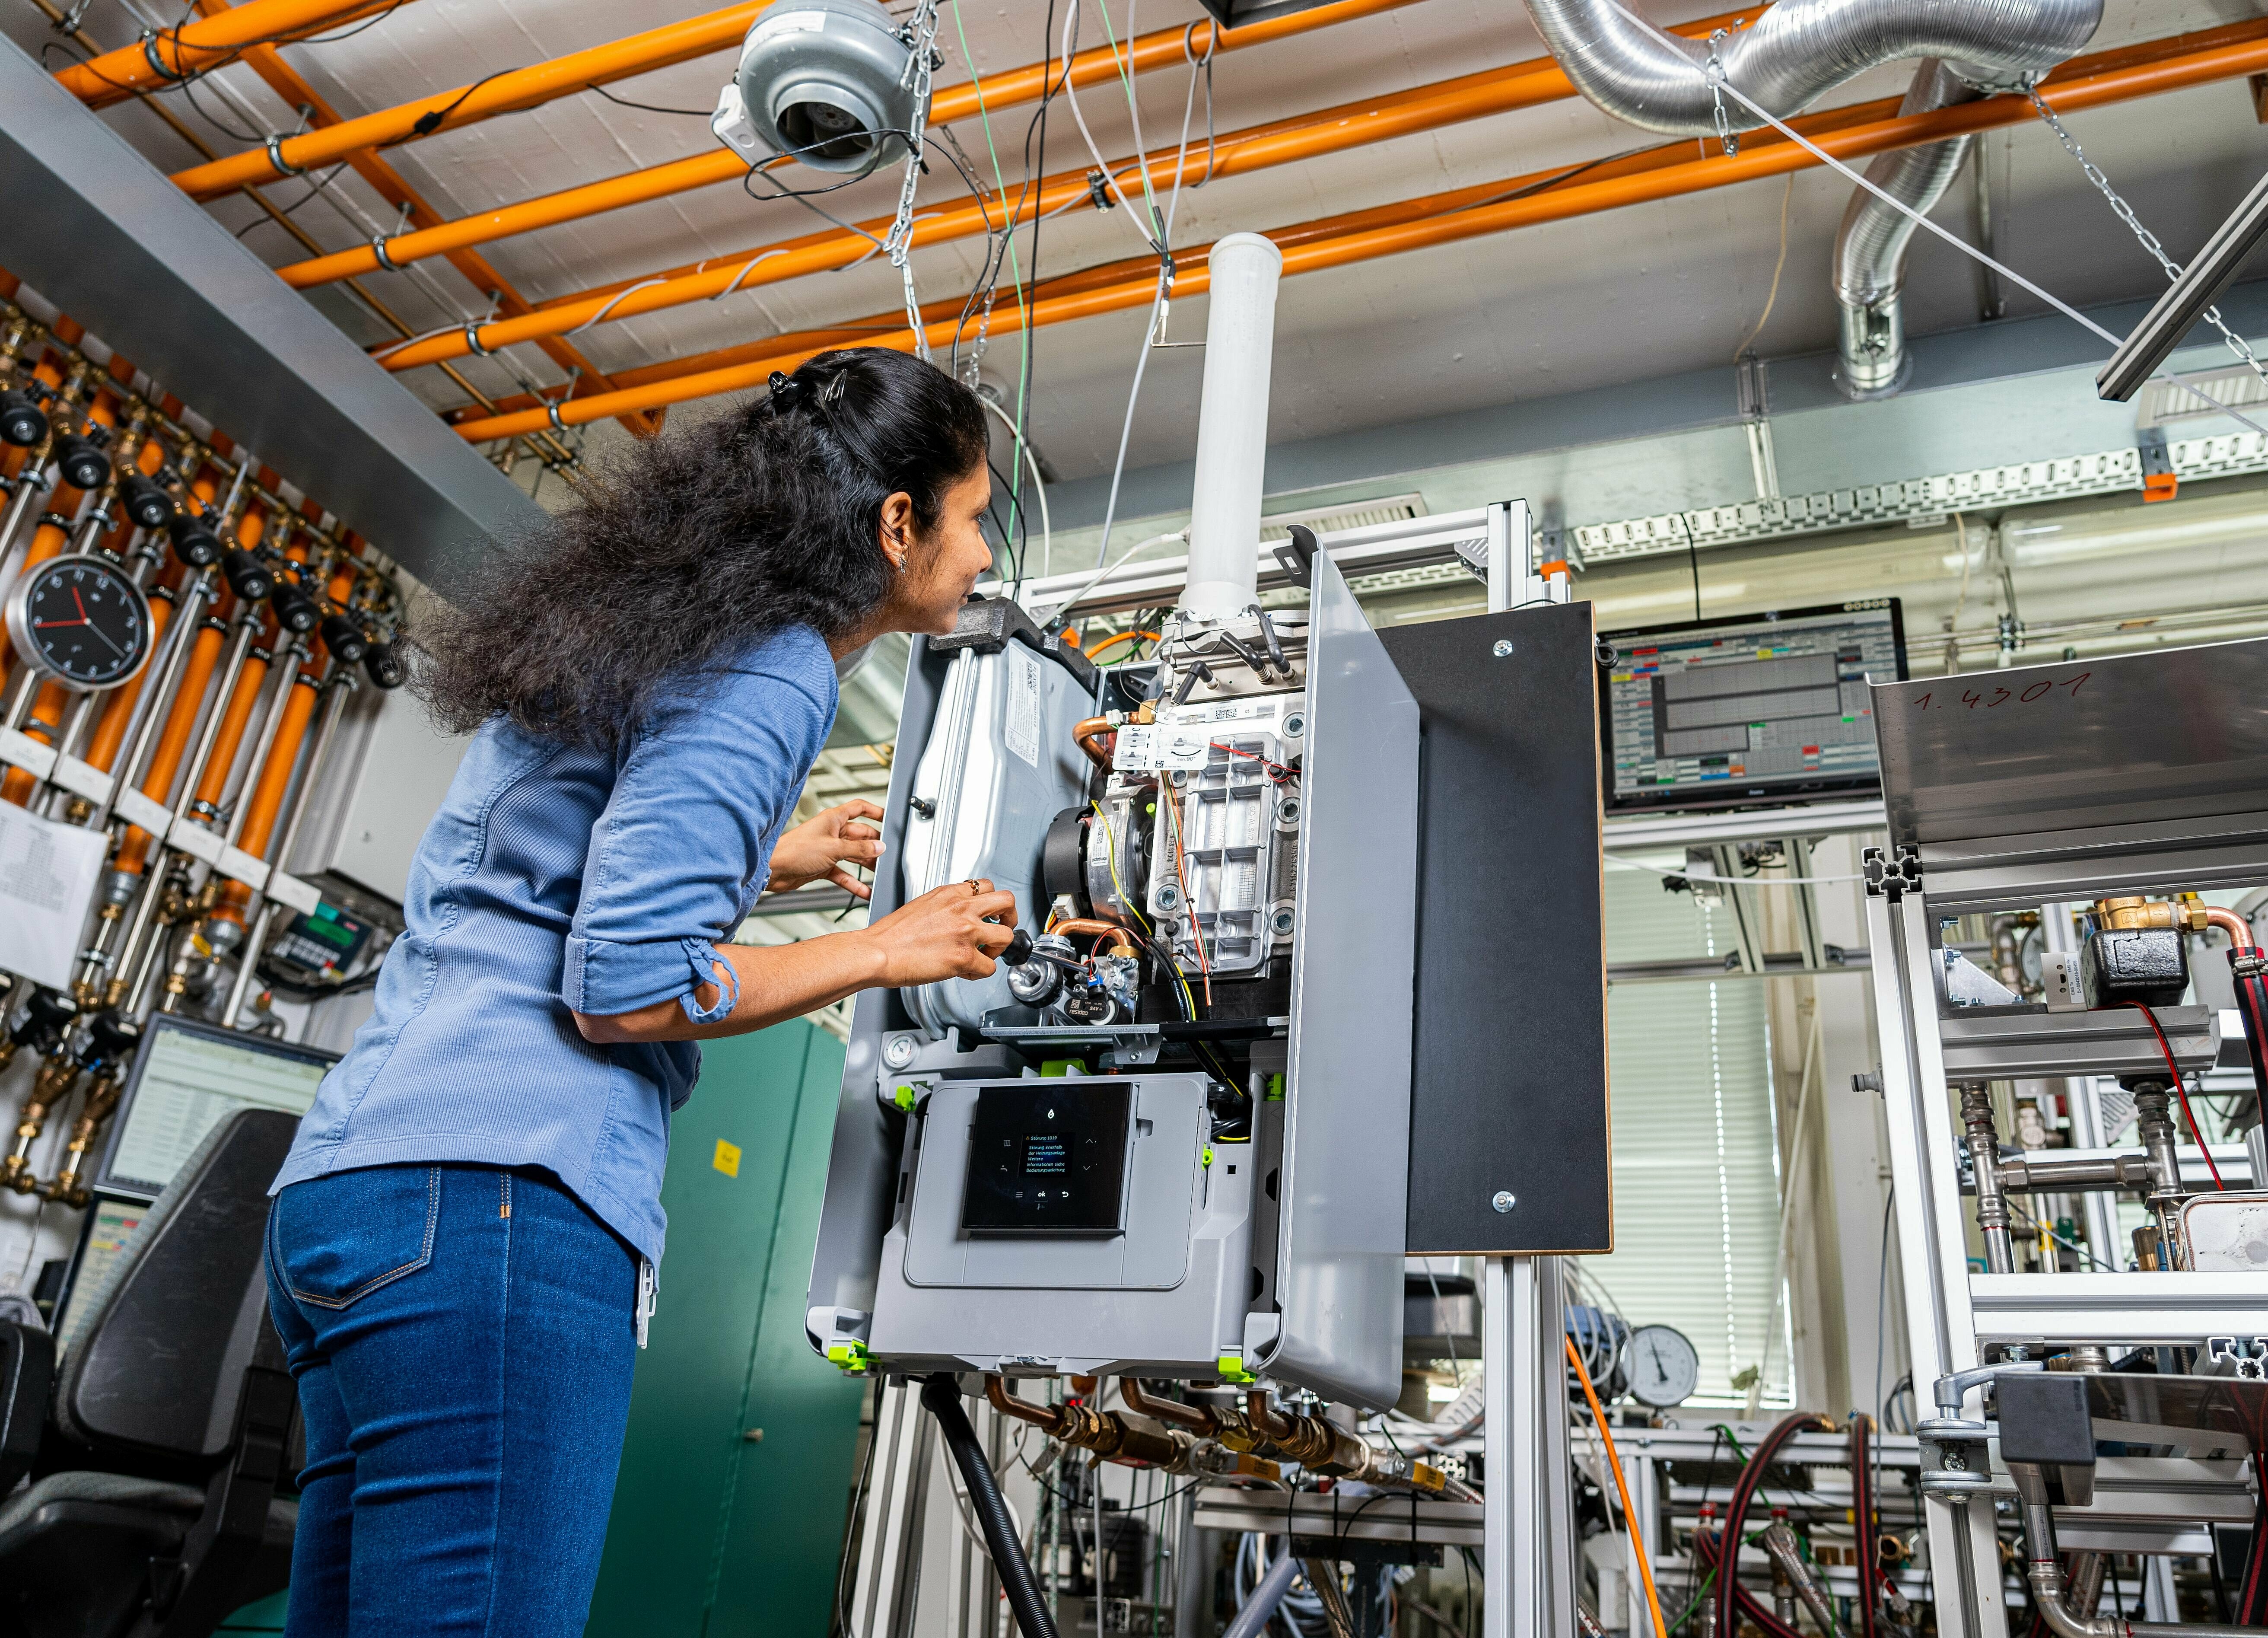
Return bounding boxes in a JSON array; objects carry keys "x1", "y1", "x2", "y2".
[{"x1": 11, "y1": 0, "x2": 2268, "y2": 489}]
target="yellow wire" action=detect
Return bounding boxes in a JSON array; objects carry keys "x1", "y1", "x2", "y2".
[{"x1": 1092, "y1": 799, "x2": 1195, "y2": 1018}]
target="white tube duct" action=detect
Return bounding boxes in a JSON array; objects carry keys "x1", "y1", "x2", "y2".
[{"x1": 1181, "y1": 233, "x2": 1283, "y2": 624}]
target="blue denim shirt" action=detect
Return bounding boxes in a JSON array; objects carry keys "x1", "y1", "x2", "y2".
[{"x1": 270, "y1": 625, "x2": 839, "y2": 1264}]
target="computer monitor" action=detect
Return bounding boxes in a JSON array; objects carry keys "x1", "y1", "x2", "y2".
[
  {"x1": 92, "y1": 1017, "x2": 336, "y2": 1204},
  {"x1": 52, "y1": 1195, "x2": 146, "y2": 1359},
  {"x1": 1598, "y1": 599, "x2": 1908, "y2": 814}
]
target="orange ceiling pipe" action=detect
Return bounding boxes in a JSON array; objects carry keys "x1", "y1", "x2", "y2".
[
  {"x1": 56, "y1": 0, "x2": 414, "y2": 106},
  {"x1": 449, "y1": 16, "x2": 2268, "y2": 444},
  {"x1": 372, "y1": 9, "x2": 1760, "y2": 372},
  {"x1": 274, "y1": 0, "x2": 1421, "y2": 290},
  {"x1": 176, "y1": 0, "x2": 649, "y2": 430}
]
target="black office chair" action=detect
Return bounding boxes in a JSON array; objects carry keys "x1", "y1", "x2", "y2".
[{"x1": 0, "y1": 1108, "x2": 300, "y2": 1638}]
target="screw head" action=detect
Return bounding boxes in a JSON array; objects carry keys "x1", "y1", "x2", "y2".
[
  {"x1": 1282, "y1": 712, "x2": 1306, "y2": 737},
  {"x1": 1491, "y1": 1190, "x2": 1516, "y2": 1213},
  {"x1": 1270, "y1": 908, "x2": 1295, "y2": 936},
  {"x1": 1277, "y1": 797, "x2": 1301, "y2": 824},
  {"x1": 882, "y1": 1036, "x2": 916, "y2": 1069},
  {"x1": 1492, "y1": 639, "x2": 1514, "y2": 658},
  {"x1": 1157, "y1": 883, "x2": 1183, "y2": 911}
]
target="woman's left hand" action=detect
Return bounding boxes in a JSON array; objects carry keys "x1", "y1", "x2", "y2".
[{"x1": 767, "y1": 800, "x2": 887, "y2": 900}]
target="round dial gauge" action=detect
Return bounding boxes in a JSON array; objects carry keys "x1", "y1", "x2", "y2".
[
  {"x1": 1625, "y1": 1324, "x2": 1702, "y2": 1409},
  {"x1": 6, "y1": 556, "x2": 153, "y2": 692}
]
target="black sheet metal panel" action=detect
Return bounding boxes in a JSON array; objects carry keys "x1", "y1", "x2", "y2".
[
  {"x1": 0, "y1": 35, "x2": 541, "y2": 586},
  {"x1": 1379, "y1": 602, "x2": 1610, "y2": 1255}
]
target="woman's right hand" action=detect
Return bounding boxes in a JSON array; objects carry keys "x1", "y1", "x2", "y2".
[{"x1": 862, "y1": 879, "x2": 1019, "y2": 988}]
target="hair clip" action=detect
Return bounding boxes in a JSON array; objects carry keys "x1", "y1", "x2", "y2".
[
  {"x1": 767, "y1": 370, "x2": 806, "y2": 410},
  {"x1": 821, "y1": 371, "x2": 849, "y2": 407}
]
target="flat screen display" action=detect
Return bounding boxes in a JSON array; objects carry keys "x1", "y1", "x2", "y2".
[
  {"x1": 93, "y1": 1017, "x2": 337, "y2": 1203},
  {"x1": 1598, "y1": 599, "x2": 1907, "y2": 814}
]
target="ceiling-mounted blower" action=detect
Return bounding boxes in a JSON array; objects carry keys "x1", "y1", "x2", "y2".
[{"x1": 709, "y1": 0, "x2": 920, "y2": 179}]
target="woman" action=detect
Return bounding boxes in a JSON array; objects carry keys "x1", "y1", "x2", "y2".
[{"x1": 263, "y1": 348, "x2": 1016, "y2": 1635}]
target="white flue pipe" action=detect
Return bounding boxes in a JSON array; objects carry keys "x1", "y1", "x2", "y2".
[{"x1": 1181, "y1": 233, "x2": 1283, "y2": 624}]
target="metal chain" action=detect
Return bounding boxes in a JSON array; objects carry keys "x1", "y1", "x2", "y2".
[
  {"x1": 887, "y1": 0, "x2": 945, "y2": 361},
  {"x1": 1705, "y1": 32, "x2": 1738, "y2": 157},
  {"x1": 2030, "y1": 87, "x2": 2268, "y2": 388}
]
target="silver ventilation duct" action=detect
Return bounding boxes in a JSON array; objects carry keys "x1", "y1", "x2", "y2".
[
  {"x1": 1520, "y1": 0, "x2": 2100, "y2": 399},
  {"x1": 1832, "y1": 59, "x2": 1980, "y2": 398},
  {"x1": 1517, "y1": 0, "x2": 2100, "y2": 137}
]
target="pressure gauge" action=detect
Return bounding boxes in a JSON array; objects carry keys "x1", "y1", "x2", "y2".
[
  {"x1": 6, "y1": 556, "x2": 153, "y2": 692},
  {"x1": 1625, "y1": 1324, "x2": 1701, "y2": 1409}
]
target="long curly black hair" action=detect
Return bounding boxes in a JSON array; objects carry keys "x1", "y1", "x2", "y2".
[{"x1": 411, "y1": 347, "x2": 989, "y2": 750}]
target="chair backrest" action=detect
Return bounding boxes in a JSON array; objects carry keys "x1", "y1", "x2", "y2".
[{"x1": 53, "y1": 1108, "x2": 297, "y2": 1460}]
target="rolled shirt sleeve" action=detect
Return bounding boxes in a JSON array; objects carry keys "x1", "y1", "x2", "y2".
[{"x1": 562, "y1": 632, "x2": 838, "y2": 1021}]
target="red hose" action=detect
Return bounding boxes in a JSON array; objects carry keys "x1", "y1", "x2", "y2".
[
  {"x1": 2118, "y1": 1000, "x2": 2227, "y2": 1190},
  {"x1": 1849, "y1": 1414, "x2": 1879, "y2": 1638},
  {"x1": 1714, "y1": 1413, "x2": 1832, "y2": 1638}
]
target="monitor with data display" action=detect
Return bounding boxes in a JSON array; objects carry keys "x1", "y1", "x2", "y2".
[
  {"x1": 1597, "y1": 599, "x2": 1907, "y2": 814},
  {"x1": 52, "y1": 1195, "x2": 146, "y2": 1359},
  {"x1": 92, "y1": 1017, "x2": 336, "y2": 1203}
]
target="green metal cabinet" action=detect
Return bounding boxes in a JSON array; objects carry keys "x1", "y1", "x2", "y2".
[{"x1": 585, "y1": 1019, "x2": 868, "y2": 1638}]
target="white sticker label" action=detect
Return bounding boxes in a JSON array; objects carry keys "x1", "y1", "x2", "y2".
[
  {"x1": 49, "y1": 754, "x2": 113, "y2": 806},
  {"x1": 1002, "y1": 643, "x2": 1042, "y2": 770},
  {"x1": 265, "y1": 870, "x2": 321, "y2": 917},
  {"x1": 112, "y1": 787, "x2": 172, "y2": 837},
  {"x1": 0, "y1": 803, "x2": 105, "y2": 990},
  {"x1": 1113, "y1": 722, "x2": 1162, "y2": 772},
  {"x1": 0, "y1": 728, "x2": 56, "y2": 781},
  {"x1": 217, "y1": 844, "x2": 270, "y2": 892},
  {"x1": 167, "y1": 819, "x2": 223, "y2": 866}
]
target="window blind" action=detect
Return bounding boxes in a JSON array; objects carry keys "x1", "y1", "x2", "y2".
[{"x1": 1589, "y1": 863, "x2": 1791, "y2": 1405}]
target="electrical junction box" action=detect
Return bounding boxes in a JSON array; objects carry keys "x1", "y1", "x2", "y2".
[
  {"x1": 288, "y1": 682, "x2": 468, "y2": 909},
  {"x1": 806, "y1": 552, "x2": 1418, "y2": 1407}
]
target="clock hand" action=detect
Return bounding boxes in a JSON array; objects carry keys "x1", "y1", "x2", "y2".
[{"x1": 84, "y1": 620, "x2": 125, "y2": 659}]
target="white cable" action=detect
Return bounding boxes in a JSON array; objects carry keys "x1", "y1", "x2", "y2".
[
  {"x1": 1036, "y1": 527, "x2": 1186, "y2": 624},
  {"x1": 979, "y1": 393, "x2": 1053, "y2": 574},
  {"x1": 1060, "y1": 2, "x2": 1167, "y2": 252},
  {"x1": 1603, "y1": 854, "x2": 1866, "y2": 886},
  {"x1": 1091, "y1": 266, "x2": 1173, "y2": 567}
]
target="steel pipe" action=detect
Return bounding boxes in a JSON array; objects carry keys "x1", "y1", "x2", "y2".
[
  {"x1": 451, "y1": 15, "x2": 2268, "y2": 442},
  {"x1": 334, "y1": 8, "x2": 1752, "y2": 324},
  {"x1": 53, "y1": 0, "x2": 416, "y2": 106},
  {"x1": 1520, "y1": 0, "x2": 2098, "y2": 137}
]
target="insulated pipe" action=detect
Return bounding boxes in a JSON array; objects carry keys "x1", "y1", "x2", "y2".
[
  {"x1": 220, "y1": 673, "x2": 354, "y2": 1027},
  {"x1": 1182, "y1": 235, "x2": 1282, "y2": 624},
  {"x1": 1833, "y1": 61, "x2": 1983, "y2": 398},
  {"x1": 1519, "y1": 0, "x2": 2099, "y2": 137},
  {"x1": 352, "y1": 8, "x2": 1759, "y2": 350},
  {"x1": 451, "y1": 14, "x2": 2268, "y2": 442},
  {"x1": 1223, "y1": 1547, "x2": 1301, "y2": 1638},
  {"x1": 922, "y1": 1377, "x2": 1062, "y2": 1638},
  {"x1": 54, "y1": 0, "x2": 418, "y2": 106}
]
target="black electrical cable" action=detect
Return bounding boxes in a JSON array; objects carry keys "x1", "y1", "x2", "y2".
[
  {"x1": 584, "y1": 80, "x2": 712, "y2": 117},
  {"x1": 922, "y1": 1374, "x2": 1061, "y2": 1638}
]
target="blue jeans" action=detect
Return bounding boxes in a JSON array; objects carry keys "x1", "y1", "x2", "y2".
[{"x1": 264, "y1": 1163, "x2": 639, "y2": 1637}]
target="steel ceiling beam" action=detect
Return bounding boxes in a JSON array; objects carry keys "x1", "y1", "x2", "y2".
[{"x1": 0, "y1": 32, "x2": 543, "y2": 587}]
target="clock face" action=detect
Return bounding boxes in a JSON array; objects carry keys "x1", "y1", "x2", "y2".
[
  {"x1": 6, "y1": 557, "x2": 153, "y2": 692},
  {"x1": 1626, "y1": 1324, "x2": 1702, "y2": 1409}
]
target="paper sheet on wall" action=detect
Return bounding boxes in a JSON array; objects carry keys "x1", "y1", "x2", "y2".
[{"x1": 0, "y1": 803, "x2": 106, "y2": 991}]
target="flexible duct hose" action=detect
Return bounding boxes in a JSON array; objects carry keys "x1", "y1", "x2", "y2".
[
  {"x1": 1224, "y1": 1546, "x2": 1302, "y2": 1638},
  {"x1": 921, "y1": 1375, "x2": 1061, "y2": 1638},
  {"x1": 1518, "y1": 0, "x2": 2100, "y2": 138}
]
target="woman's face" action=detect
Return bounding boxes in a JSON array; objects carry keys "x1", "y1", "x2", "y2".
[{"x1": 881, "y1": 463, "x2": 995, "y2": 637}]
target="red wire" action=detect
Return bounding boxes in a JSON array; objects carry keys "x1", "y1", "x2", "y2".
[{"x1": 2118, "y1": 1000, "x2": 2226, "y2": 1190}]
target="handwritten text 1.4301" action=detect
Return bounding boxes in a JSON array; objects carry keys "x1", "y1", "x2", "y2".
[{"x1": 1912, "y1": 674, "x2": 2089, "y2": 711}]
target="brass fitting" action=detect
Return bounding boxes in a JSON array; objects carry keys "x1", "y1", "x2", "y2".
[
  {"x1": 40, "y1": 1068, "x2": 125, "y2": 1206},
  {"x1": 2092, "y1": 895, "x2": 2209, "y2": 933},
  {"x1": 2, "y1": 1057, "x2": 80, "y2": 1192}
]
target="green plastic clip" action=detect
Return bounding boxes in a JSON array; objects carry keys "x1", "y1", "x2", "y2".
[
  {"x1": 1216, "y1": 1353, "x2": 1255, "y2": 1385},
  {"x1": 894, "y1": 1084, "x2": 917, "y2": 1112},
  {"x1": 1202, "y1": 1145, "x2": 1215, "y2": 1168},
  {"x1": 1040, "y1": 1059, "x2": 1086, "y2": 1078},
  {"x1": 1266, "y1": 1074, "x2": 1285, "y2": 1102},
  {"x1": 827, "y1": 1341, "x2": 872, "y2": 1376}
]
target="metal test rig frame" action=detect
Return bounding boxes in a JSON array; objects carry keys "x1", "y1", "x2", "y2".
[{"x1": 1867, "y1": 636, "x2": 2268, "y2": 1638}]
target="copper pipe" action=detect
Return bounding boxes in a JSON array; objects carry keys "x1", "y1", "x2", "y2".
[
  {"x1": 986, "y1": 1374, "x2": 1062, "y2": 1431},
  {"x1": 363, "y1": 6, "x2": 1756, "y2": 363},
  {"x1": 2208, "y1": 906, "x2": 2257, "y2": 951},
  {"x1": 57, "y1": 0, "x2": 416, "y2": 105},
  {"x1": 452, "y1": 16, "x2": 2268, "y2": 441},
  {"x1": 1118, "y1": 1379, "x2": 1218, "y2": 1434},
  {"x1": 1049, "y1": 917, "x2": 1138, "y2": 957},
  {"x1": 980, "y1": 1376, "x2": 1184, "y2": 1468},
  {"x1": 1072, "y1": 717, "x2": 1115, "y2": 771}
]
